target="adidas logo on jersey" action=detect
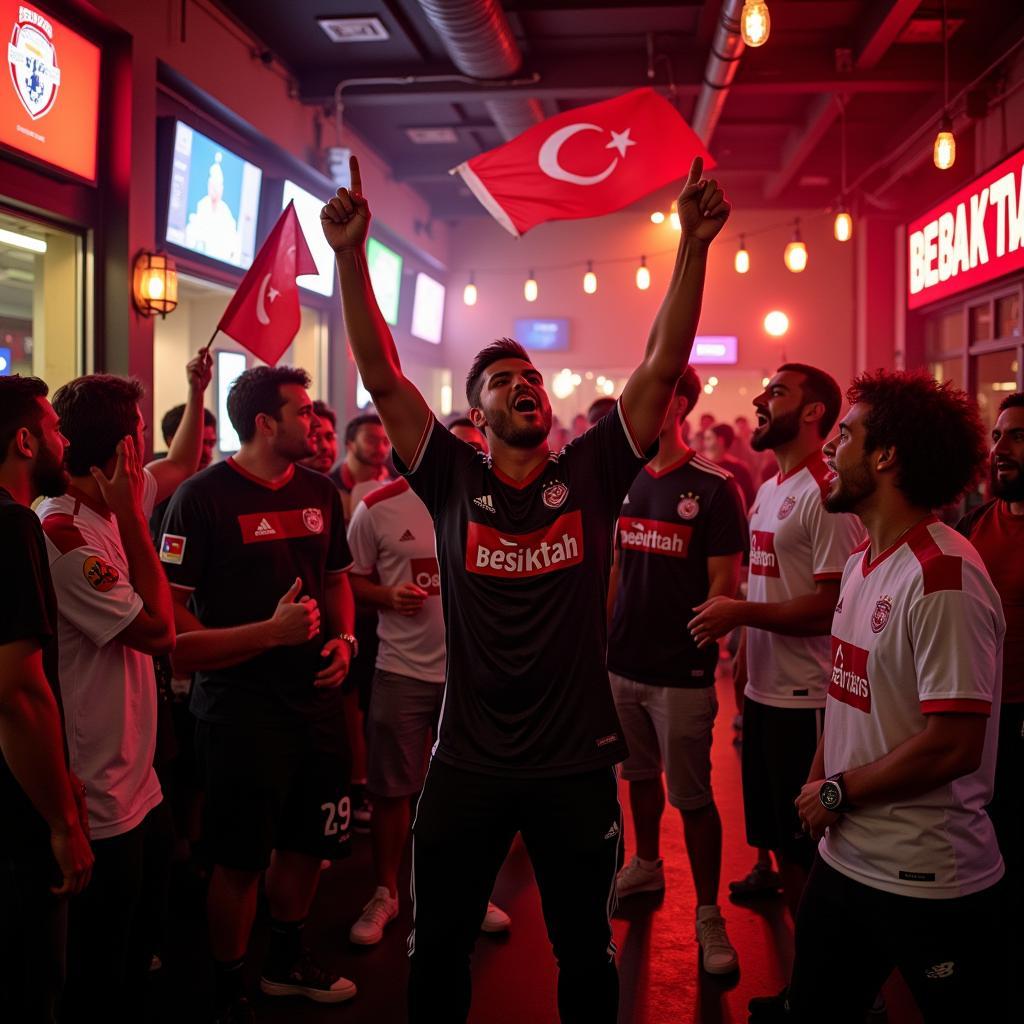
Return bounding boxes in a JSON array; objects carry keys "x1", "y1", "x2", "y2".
[
  {"x1": 473, "y1": 495, "x2": 496, "y2": 513},
  {"x1": 255, "y1": 517, "x2": 276, "y2": 537},
  {"x1": 399, "y1": 529, "x2": 415, "y2": 542}
]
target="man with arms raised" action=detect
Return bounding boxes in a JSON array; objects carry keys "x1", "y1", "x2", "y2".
[
  {"x1": 781, "y1": 371, "x2": 1007, "y2": 1021},
  {"x1": 322, "y1": 154, "x2": 729, "y2": 1022}
]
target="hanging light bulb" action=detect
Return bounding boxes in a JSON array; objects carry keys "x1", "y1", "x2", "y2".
[
  {"x1": 650, "y1": 210, "x2": 665, "y2": 225},
  {"x1": 735, "y1": 236, "x2": 750, "y2": 274},
  {"x1": 524, "y1": 270, "x2": 538, "y2": 303},
  {"x1": 784, "y1": 220, "x2": 808, "y2": 273},
  {"x1": 741, "y1": 1, "x2": 771, "y2": 48},
  {"x1": 833, "y1": 204, "x2": 853, "y2": 242},
  {"x1": 764, "y1": 310, "x2": 789, "y2": 337},
  {"x1": 934, "y1": 115, "x2": 956, "y2": 170},
  {"x1": 583, "y1": 260, "x2": 597, "y2": 294},
  {"x1": 463, "y1": 273, "x2": 477, "y2": 306},
  {"x1": 635, "y1": 256, "x2": 651, "y2": 291}
]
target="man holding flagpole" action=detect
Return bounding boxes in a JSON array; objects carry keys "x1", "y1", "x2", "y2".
[{"x1": 322, "y1": 151, "x2": 729, "y2": 1022}]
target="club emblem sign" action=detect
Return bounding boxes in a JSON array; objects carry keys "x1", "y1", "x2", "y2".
[
  {"x1": 8, "y1": 7, "x2": 61, "y2": 120},
  {"x1": 777, "y1": 495, "x2": 796, "y2": 520},
  {"x1": 302, "y1": 508, "x2": 324, "y2": 534},
  {"x1": 677, "y1": 494, "x2": 700, "y2": 520},
  {"x1": 542, "y1": 481, "x2": 569, "y2": 509}
]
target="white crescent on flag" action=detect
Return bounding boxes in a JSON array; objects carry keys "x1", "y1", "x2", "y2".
[
  {"x1": 537, "y1": 123, "x2": 619, "y2": 186},
  {"x1": 256, "y1": 274, "x2": 274, "y2": 325}
]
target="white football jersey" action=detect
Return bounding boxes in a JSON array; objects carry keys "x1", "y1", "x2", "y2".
[
  {"x1": 820, "y1": 517, "x2": 1005, "y2": 898},
  {"x1": 745, "y1": 453, "x2": 864, "y2": 707}
]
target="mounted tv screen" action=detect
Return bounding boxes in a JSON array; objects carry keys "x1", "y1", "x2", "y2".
[
  {"x1": 515, "y1": 318, "x2": 570, "y2": 352},
  {"x1": 282, "y1": 179, "x2": 334, "y2": 297},
  {"x1": 689, "y1": 335, "x2": 738, "y2": 365},
  {"x1": 165, "y1": 121, "x2": 262, "y2": 269},
  {"x1": 366, "y1": 237, "x2": 402, "y2": 326},
  {"x1": 411, "y1": 272, "x2": 445, "y2": 344}
]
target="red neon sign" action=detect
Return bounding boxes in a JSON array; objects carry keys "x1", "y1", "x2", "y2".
[
  {"x1": 1, "y1": 0, "x2": 100, "y2": 182},
  {"x1": 907, "y1": 146, "x2": 1024, "y2": 310}
]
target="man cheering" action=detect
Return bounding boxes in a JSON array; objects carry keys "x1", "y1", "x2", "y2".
[{"x1": 322, "y1": 153, "x2": 729, "y2": 1022}]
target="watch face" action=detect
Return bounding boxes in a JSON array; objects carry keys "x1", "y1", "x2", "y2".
[{"x1": 820, "y1": 782, "x2": 842, "y2": 811}]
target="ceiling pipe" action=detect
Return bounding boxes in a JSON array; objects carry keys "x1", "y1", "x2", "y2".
[
  {"x1": 416, "y1": 0, "x2": 544, "y2": 141},
  {"x1": 690, "y1": 0, "x2": 746, "y2": 146}
]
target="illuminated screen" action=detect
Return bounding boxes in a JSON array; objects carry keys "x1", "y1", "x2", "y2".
[
  {"x1": 165, "y1": 122, "x2": 262, "y2": 269},
  {"x1": 216, "y1": 350, "x2": 247, "y2": 452},
  {"x1": 411, "y1": 272, "x2": 445, "y2": 344},
  {"x1": 0, "y1": 0, "x2": 101, "y2": 181},
  {"x1": 515, "y1": 318, "x2": 570, "y2": 352},
  {"x1": 282, "y1": 180, "x2": 334, "y2": 297},
  {"x1": 366, "y1": 237, "x2": 402, "y2": 326},
  {"x1": 689, "y1": 335, "x2": 738, "y2": 365}
]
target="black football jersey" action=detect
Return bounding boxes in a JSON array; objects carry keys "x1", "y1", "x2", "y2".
[
  {"x1": 395, "y1": 403, "x2": 650, "y2": 777},
  {"x1": 608, "y1": 451, "x2": 748, "y2": 687},
  {"x1": 157, "y1": 459, "x2": 352, "y2": 727}
]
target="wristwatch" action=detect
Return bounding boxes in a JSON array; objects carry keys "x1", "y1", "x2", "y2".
[
  {"x1": 818, "y1": 773, "x2": 849, "y2": 813},
  {"x1": 338, "y1": 633, "x2": 359, "y2": 657}
]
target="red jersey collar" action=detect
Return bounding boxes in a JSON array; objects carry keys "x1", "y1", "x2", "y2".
[
  {"x1": 491, "y1": 454, "x2": 550, "y2": 490},
  {"x1": 645, "y1": 448, "x2": 695, "y2": 479},
  {"x1": 66, "y1": 484, "x2": 112, "y2": 521},
  {"x1": 777, "y1": 450, "x2": 825, "y2": 484},
  {"x1": 861, "y1": 515, "x2": 938, "y2": 576},
  {"x1": 227, "y1": 457, "x2": 295, "y2": 491}
]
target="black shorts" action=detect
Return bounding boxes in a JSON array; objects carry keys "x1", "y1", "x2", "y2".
[
  {"x1": 740, "y1": 697, "x2": 821, "y2": 866},
  {"x1": 195, "y1": 718, "x2": 352, "y2": 871}
]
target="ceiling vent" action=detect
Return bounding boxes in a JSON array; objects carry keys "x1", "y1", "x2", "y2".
[
  {"x1": 317, "y1": 17, "x2": 390, "y2": 43},
  {"x1": 406, "y1": 127, "x2": 459, "y2": 144}
]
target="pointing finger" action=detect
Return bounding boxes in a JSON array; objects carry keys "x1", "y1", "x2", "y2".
[
  {"x1": 350, "y1": 155, "x2": 362, "y2": 197},
  {"x1": 684, "y1": 156, "x2": 703, "y2": 189}
]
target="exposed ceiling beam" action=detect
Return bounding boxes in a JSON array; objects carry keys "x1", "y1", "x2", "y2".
[
  {"x1": 304, "y1": 48, "x2": 942, "y2": 106},
  {"x1": 762, "y1": 93, "x2": 840, "y2": 200},
  {"x1": 855, "y1": 0, "x2": 923, "y2": 70}
]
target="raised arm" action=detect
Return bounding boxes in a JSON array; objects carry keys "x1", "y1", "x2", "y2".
[
  {"x1": 620, "y1": 157, "x2": 730, "y2": 450},
  {"x1": 321, "y1": 156, "x2": 431, "y2": 467}
]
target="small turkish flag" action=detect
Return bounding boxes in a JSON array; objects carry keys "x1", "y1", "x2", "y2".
[
  {"x1": 215, "y1": 202, "x2": 318, "y2": 366},
  {"x1": 451, "y1": 88, "x2": 714, "y2": 236}
]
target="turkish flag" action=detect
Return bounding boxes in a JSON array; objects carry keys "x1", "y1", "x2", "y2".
[
  {"x1": 215, "y1": 202, "x2": 317, "y2": 366},
  {"x1": 451, "y1": 88, "x2": 714, "y2": 236}
]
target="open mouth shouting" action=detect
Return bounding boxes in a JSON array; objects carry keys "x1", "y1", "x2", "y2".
[{"x1": 513, "y1": 392, "x2": 539, "y2": 414}]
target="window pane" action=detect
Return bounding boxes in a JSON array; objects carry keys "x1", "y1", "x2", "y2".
[
  {"x1": 929, "y1": 357, "x2": 964, "y2": 391},
  {"x1": 970, "y1": 302, "x2": 994, "y2": 343},
  {"x1": 925, "y1": 309, "x2": 963, "y2": 357},
  {"x1": 974, "y1": 349, "x2": 1018, "y2": 433},
  {"x1": 996, "y1": 293, "x2": 1021, "y2": 339}
]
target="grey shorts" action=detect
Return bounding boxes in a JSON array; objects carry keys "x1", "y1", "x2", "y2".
[
  {"x1": 609, "y1": 672, "x2": 718, "y2": 810},
  {"x1": 366, "y1": 668, "x2": 445, "y2": 799}
]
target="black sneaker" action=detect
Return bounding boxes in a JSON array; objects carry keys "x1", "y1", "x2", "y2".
[
  {"x1": 729, "y1": 863, "x2": 783, "y2": 900},
  {"x1": 213, "y1": 996, "x2": 255, "y2": 1024},
  {"x1": 260, "y1": 948, "x2": 357, "y2": 1004},
  {"x1": 748, "y1": 987, "x2": 789, "y2": 1021}
]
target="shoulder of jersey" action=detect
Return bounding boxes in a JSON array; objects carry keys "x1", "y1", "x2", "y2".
[
  {"x1": 362, "y1": 477, "x2": 411, "y2": 510},
  {"x1": 690, "y1": 454, "x2": 733, "y2": 481},
  {"x1": 40, "y1": 510, "x2": 87, "y2": 554},
  {"x1": 801, "y1": 454, "x2": 832, "y2": 501},
  {"x1": 905, "y1": 520, "x2": 969, "y2": 596}
]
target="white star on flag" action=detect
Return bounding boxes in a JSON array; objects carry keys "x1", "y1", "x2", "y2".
[{"x1": 606, "y1": 129, "x2": 636, "y2": 158}]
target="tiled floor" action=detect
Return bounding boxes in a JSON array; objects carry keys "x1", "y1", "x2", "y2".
[{"x1": 148, "y1": 664, "x2": 929, "y2": 1023}]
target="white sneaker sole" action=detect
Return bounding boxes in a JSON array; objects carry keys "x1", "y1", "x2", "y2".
[
  {"x1": 259, "y1": 978, "x2": 357, "y2": 1003},
  {"x1": 616, "y1": 877, "x2": 665, "y2": 898}
]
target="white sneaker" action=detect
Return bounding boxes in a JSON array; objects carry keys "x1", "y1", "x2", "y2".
[
  {"x1": 480, "y1": 901, "x2": 511, "y2": 933},
  {"x1": 349, "y1": 886, "x2": 398, "y2": 945},
  {"x1": 696, "y1": 905, "x2": 739, "y2": 975},
  {"x1": 616, "y1": 855, "x2": 665, "y2": 898}
]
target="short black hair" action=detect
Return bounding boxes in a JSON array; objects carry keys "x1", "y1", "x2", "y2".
[
  {"x1": 778, "y1": 362, "x2": 842, "y2": 438},
  {"x1": 446, "y1": 416, "x2": 476, "y2": 431},
  {"x1": 227, "y1": 366, "x2": 310, "y2": 444},
  {"x1": 0, "y1": 375, "x2": 48, "y2": 466},
  {"x1": 312, "y1": 400, "x2": 336, "y2": 429},
  {"x1": 712, "y1": 423, "x2": 735, "y2": 449},
  {"x1": 345, "y1": 413, "x2": 383, "y2": 445},
  {"x1": 465, "y1": 338, "x2": 532, "y2": 407},
  {"x1": 999, "y1": 392, "x2": 1024, "y2": 413},
  {"x1": 586, "y1": 397, "x2": 616, "y2": 425},
  {"x1": 54, "y1": 375, "x2": 145, "y2": 476},
  {"x1": 675, "y1": 366, "x2": 702, "y2": 418},
  {"x1": 160, "y1": 403, "x2": 216, "y2": 445},
  {"x1": 847, "y1": 369, "x2": 987, "y2": 510}
]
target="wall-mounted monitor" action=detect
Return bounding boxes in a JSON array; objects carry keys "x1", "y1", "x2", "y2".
[
  {"x1": 165, "y1": 121, "x2": 262, "y2": 269},
  {"x1": 282, "y1": 180, "x2": 334, "y2": 297},
  {"x1": 689, "y1": 335, "x2": 738, "y2": 365},
  {"x1": 411, "y1": 272, "x2": 445, "y2": 344},
  {"x1": 216, "y1": 349, "x2": 247, "y2": 452},
  {"x1": 366, "y1": 238, "x2": 402, "y2": 326},
  {"x1": 0, "y1": 0, "x2": 101, "y2": 181},
  {"x1": 515, "y1": 318, "x2": 570, "y2": 352}
]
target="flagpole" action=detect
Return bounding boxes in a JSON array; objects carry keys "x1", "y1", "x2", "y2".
[{"x1": 201, "y1": 328, "x2": 218, "y2": 356}]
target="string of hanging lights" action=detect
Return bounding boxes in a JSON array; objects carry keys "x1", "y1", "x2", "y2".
[{"x1": 459, "y1": 209, "x2": 854, "y2": 305}]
